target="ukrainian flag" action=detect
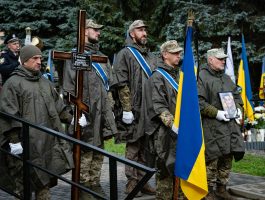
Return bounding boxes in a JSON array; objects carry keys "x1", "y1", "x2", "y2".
[
  {"x1": 47, "y1": 50, "x2": 54, "y2": 82},
  {"x1": 173, "y1": 26, "x2": 208, "y2": 199},
  {"x1": 259, "y1": 57, "x2": 265, "y2": 99},
  {"x1": 237, "y1": 34, "x2": 254, "y2": 121}
]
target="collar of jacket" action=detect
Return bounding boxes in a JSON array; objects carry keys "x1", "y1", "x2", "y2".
[
  {"x1": 204, "y1": 64, "x2": 224, "y2": 77},
  {"x1": 12, "y1": 65, "x2": 42, "y2": 81},
  {"x1": 85, "y1": 42, "x2": 99, "y2": 54},
  {"x1": 125, "y1": 36, "x2": 148, "y2": 54},
  {"x1": 7, "y1": 49, "x2": 19, "y2": 58},
  {"x1": 157, "y1": 57, "x2": 179, "y2": 80}
]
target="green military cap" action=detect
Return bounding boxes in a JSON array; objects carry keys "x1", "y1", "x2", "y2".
[
  {"x1": 207, "y1": 48, "x2": 227, "y2": 59},
  {"x1": 128, "y1": 20, "x2": 148, "y2": 33},
  {"x1": 86, "y1": 19, "x2": 103, "y2": 29},
  {"x1": 160, "y1": 40, "x2": 183, "y2": 53}
]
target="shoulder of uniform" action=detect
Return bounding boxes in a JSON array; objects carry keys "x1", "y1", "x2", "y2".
[
  {"x1": 0, "y1": 57, "x2": 5, "y2": 64},
  {"x1": 0, "y1": 51, "x2": 6, "y2": 63},
  {"x1": 0, "y1": 50, "x2": 7, "y2": 55}
]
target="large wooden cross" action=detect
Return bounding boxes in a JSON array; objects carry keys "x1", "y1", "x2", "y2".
[{"x1": 52, "y1": 10, "x2": 108, "y2": 200}]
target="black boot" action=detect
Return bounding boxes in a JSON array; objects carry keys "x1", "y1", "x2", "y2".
[
  {"x1": 215, "y1": 185, "x2": 235, "y2": 200},
  {"x1": 80, "y1": 184, "x2": 105, "y2": 200},
  {"x1": 203, "y1": 186, "x2": 218, "y2": 200},
  {"x1": 124, "y1": 180, "x2": 142, "y2": 197}
]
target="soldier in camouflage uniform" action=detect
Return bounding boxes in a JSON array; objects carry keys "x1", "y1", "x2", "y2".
[
  {"x1": 198, "y1": 48, "x2": 245, "y2": 200},
  {"x1": 112, "y1": 20, "x2": 157, "y2": 197},
  {"x1": 144, "y1": 40, "x2": 183, "y2": 200},
  {"x1": 63, "y1": 19, "x2": 117, "y2": 200}
]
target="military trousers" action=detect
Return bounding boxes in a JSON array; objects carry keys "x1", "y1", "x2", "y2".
[
  {"x1": 206, "y1": 154, "x2": 233, "y2": 187},
  {"x1": 125, "y1": 140, "x2": 146, "y2": 183},
  {"x1": 156, "y1": 173, "x2": 174, "y2": 200},
  {"x1": 80, "y1": 147, "x2": 104, "y2": 186},
  {"x1": 6, "y1": 155, "x2": 51, "y2": 200}
]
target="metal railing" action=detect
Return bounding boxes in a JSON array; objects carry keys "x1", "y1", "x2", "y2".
[
  {"x1": 0, "y1": 111, "x2": 156, "y2": 200},
  {"x1": 245, "y1": 141, "x2": 265, "y2": 150}
]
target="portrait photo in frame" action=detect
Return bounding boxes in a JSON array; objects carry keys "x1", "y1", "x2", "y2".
[{"x1": 219, "y1": 91, "x2": 238, "y2": 119}]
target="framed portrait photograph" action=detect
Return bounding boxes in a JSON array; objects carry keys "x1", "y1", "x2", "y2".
[{"x1": 219, "y1": 91, "x2": 238, "y2": 119}]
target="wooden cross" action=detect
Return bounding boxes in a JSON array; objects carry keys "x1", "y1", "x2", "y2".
[{"x1": 52, "y1": 10, "x2": 108, "y2": 200}]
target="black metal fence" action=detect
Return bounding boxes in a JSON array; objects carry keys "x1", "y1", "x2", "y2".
[{"x1": 0, "y1": 111, "x2": 156, "y2": 200}]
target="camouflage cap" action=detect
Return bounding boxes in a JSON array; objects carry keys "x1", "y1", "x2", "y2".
[
  {"x1": 128, "y1": 20, "x2": 147, "y2": 33},
  {"x1": 207, "y1": 48, "x2": 227, "y2": 59},
  {"x1": 160, "y1": 40, "x2": 183, "y2": 53},
  {"x1": 86, "y1": 19, "x2": 103, "y2": 29},
  {"x1": 4, "y1": 33, "x2": 19, "y2": 44}
]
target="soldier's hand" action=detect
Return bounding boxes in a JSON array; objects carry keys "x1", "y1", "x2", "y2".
[
  {"x1": 104, "y1": 135, "x2": 113, "y2": 141},
  {"x1": 235, "y1": 108, "x2": 243, "y2": 124},
  {"x1": 216, "y1": 110, "x2": 230, "y2": 122},
  {"x1": 171, "y1": 125, "x2": 178, "y2": 135},
  {"x1": 9, "y1": 142, "x2": 23, "y2": 155},
  {"x1": 79, "y1": 114, "x2": 88, "y2": 127},
  {"x1": 122, "y1": 111, "x2": 134, "y2": 124}
]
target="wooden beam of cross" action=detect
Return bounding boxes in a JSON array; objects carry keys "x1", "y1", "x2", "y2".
[{"x1": 52, "y1": 10, "x2": 108, "y2": 200}]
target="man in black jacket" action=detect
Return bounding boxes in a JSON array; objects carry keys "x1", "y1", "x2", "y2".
[{"x1": 0, "y1": 33, "x2": 21, "y2": 85}]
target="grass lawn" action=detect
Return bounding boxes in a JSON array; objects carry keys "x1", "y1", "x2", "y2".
[
  {"x1": 232, "y1": 153, "x2": 265, "y2": 177},
  {"x1": 104, "y1": 138, "x2": 125, "y2": 156},
  {"x1": 105, "y1": 139, "x2": 265, "y2": 177}
]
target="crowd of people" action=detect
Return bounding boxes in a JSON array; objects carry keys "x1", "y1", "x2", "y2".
[{"x1": 0, "y1": 17, "x2": 245, "y2": 200}]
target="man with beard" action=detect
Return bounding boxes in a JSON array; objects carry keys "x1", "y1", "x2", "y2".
[
  {"x1": 0, "y1": 34, "x2": 21, "y2": 86},
  {"x1": 112, "y1": 20, "x2": 157, "y2": 197},
  {"x1": 63, "y1": 19, "x2": 117, "y2": 200}
]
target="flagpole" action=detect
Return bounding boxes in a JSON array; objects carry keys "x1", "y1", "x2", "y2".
[{"x1": 173, "y1": 177, "x2": 179, "y2": 200}]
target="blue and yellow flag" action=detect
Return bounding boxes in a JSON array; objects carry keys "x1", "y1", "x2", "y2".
[
  {"x1": 173, "y1": 26, "x2": 208, "y2": 199},
  {"x1": 45, "y1": 50, "x2": 54, "y2": 82},
  {"x1": 237, "y1": 34, "x2": 254, "y2": 121},
  {"x1": 259, "y1": 57, "x2": 265, "y2": 99}
]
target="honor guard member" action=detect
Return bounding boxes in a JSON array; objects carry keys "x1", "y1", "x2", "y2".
[
  {"x1": 144, "y1": 40, "x2": 183, "y2": 200},
  {"x1": 63, "y1": 19, "x2": 118, "y2": 200},
  {"x1": 0, "y1": 34, "x2": 21, "y2": 85},
  {"x1": 112, "y1": 20, "x2": 157, "y2": 197},
  {"x1": 198, "y1": 48, "x2": 245, "y2": 200},
  {"x1": 0, "y1": 45, "x2": 74, "y2": 199}
]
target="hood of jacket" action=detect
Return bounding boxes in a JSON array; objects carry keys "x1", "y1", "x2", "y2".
[
  {"x1": 156, "y1": 57, "x2": 180, "y2": 80},
  {"x1": 85, "y1": 42, "x2": 100, "y2": 54},
  {"x1": 200, "y1": 64, "x2": 225, "y2": 78},
  {"x1": 11, "y1": 65, "x2": 42, "y2": 81}
]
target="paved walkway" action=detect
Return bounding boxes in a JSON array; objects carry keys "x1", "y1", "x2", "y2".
[{"x1": 1, "y1": 157, "x2": 265, "y2": 200}]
